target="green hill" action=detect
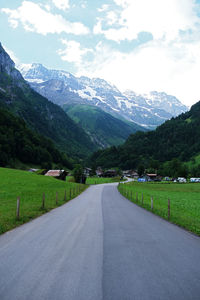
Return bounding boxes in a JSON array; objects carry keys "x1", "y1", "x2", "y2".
[
  {"x1": 0, "y1": 107, "x2": 72, "y2": 169},
  {"x1": 63, "y1": 104, "x2": 146, "y2": 148},
  {"x1": 91, "y1": 101, "x2": 200, "y2": 175}
]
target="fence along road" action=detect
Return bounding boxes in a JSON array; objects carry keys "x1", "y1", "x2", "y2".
[{"x1": 0, "y1": 183, "x2": 200, "y2": 300}]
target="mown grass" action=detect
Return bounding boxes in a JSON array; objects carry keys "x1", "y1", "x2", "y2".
[
  {"x1": 0, "y1": 168, "x2": 87, "y2": 234},
  {"x1": 118, "y1": 181, "x2": 200, "y2": 236},
  {"x1": 86, "y1": 176, "x2": 123, "y2": 184}
]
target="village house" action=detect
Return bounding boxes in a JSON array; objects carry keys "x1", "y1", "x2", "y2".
[
  {"x1": 145, "y1": 174, "x2": 162, "y2": 182},
  {"x1": 138, "y1": 174, "x2": 162, "y2": 182},
  {"x1": 96, "y1": 167, "x2": 103, "y2": 177},
  {"x1": 45, "y1": 170, "x2": 68, "y2": 181},
  {"x1": 83, "y1": 167, "x2": 92, "y2": 177},
  {"x1": 123, "y1": 170, "x2": 139, "y2": 179}
]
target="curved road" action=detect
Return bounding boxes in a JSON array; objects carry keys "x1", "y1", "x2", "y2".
[{"x1": 0, "y1": 183, "x2": 200, "y2": 300}]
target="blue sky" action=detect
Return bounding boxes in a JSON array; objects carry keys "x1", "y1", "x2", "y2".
[{"x1": 1, "y1": 0, "x2": 200, "y2": 106}]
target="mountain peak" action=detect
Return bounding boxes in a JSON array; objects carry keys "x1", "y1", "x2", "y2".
[
  {"x1": 19, "y1": 62, "x2": 75, "y2": 84},
  {"x1": 0, "y1": 43, "x2": 24, "y2": 84}
]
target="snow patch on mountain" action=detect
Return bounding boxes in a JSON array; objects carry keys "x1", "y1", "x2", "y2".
[{"x1": 20, "y1": 63, "x2": 189, "y2": 129}]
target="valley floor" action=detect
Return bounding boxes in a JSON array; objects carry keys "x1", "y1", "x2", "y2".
[{"x1": 0, "y1": 183, "x2": 200, "y2": 299}]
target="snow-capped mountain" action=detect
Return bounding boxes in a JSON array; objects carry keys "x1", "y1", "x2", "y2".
[{"x1": 20, "y1": 63, "x2": 188, "y2": 128}]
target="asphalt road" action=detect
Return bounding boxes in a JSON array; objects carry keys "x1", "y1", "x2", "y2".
[{"x1": 0, "y1": 183, "x2": 200, "y2": 300}]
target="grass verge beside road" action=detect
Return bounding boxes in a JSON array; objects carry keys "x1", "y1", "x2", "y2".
[
  {"x1": 0, "y1": 168, "x2": 87, "y2": 234},
  {"x1": 118, "y1": 181, "x2": 200, "y2": 236}
]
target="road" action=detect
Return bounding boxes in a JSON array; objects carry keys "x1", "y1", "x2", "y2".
[{"x1": 0, "y1": 183, "x2": 200, "y2": 300}]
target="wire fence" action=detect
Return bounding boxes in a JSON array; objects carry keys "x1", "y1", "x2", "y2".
[
  {"x1": 118, "y1": 182, "x2": 200, "y2": 236},
  {"x1": 0, "y1": 185, "x2": 86, "y2": 234}
]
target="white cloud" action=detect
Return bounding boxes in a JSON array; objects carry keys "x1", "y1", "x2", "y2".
[
  {"x1": 113, "y1": 0, "x2": 127, "y2": 8},
  {"x1": 57, "y1": 39, "x2": 93, "y2": 64},
  {"x1": 2, "y1": 1, "x2": 89, "y2": 35},
  {"x1": 74, "y1": 37, "x2": 200, "y2": 106},
  {"x1": 91, "y1": 0, "x2": 200, "y2": 106},
  {"x1": 52, "y1": 0, "x2": 70, "y2": 11},
  {"x1": 95, "y1": 0, "x2": 200, "y2": 42},
  {"x1": 98, "y1": 4, "x2": 109, "y2": 12}
]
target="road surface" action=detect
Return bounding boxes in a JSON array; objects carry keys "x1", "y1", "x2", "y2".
[{"x1": 0, "y1": 183, "x2": 200, "y2": 300}]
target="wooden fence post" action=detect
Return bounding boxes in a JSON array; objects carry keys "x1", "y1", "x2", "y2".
[
  {"x1": 136, "y1": 192, "x2": 138, "y2": 203},
  {"x1": 16, "y1": 197, "x2": 20, "y2": 219},
  {"x1": 141, "y1": 193, "x2": 143, "y2": 205},
  {"x1": 168, "y1": 198, "x2": 170, "y2": 220},
  {"x1": 64, "y1": 190, "x2": 67, "y2": 202},
  {"x1": 56, "y1": 192, "x2": 58, "y2": 205},
  {"x1": 151, "y1": 196, "x2": 153, "y2": 210},
  {"x1": 42, "y1": 193, "x2": 45, "y2": 209}
]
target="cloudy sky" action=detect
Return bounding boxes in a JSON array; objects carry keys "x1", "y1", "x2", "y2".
[{"x1": 1, "y1": 0, "x2": 200, "y2": 106}]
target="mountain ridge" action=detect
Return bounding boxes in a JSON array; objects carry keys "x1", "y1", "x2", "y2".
[{"x1": 20, "y1": 63, "x2": 189, "y2": 129}]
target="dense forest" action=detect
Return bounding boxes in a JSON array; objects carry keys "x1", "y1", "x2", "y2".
[
  {"x1": 0, "y1": 107, "x2": 72, "y2": 169},
  {"x1": 91, "y1": 101, "x2": 200, "y2": 176}
]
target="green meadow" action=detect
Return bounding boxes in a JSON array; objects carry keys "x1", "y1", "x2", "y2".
[
  {"x1": 67, "y1": 176, "x2": 124, "y2": 184},
  {"x1": 0, "y1": 168, "x2": 87, "y2": 234},
  {"x1": 118, "y1": 181, "x2": 200, "y2": 236},
  {"x1": 86, "y1": 176, "x2": 123, "y2": 184}
]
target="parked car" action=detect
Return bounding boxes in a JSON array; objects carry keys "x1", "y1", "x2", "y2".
[{"x1": 177, "y1": 177, "x2": 187, "y2": 183}]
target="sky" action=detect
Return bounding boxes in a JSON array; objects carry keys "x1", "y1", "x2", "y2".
[{"x1": 1, "y1": 0, "x2": 200, "y2": 106}]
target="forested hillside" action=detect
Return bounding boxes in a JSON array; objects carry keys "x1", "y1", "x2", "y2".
[
  {"x1": 0, "y1": 107, "x2": 72, "y2": 168},
  {"x1": 91, "y1": 101, "x2": 200, "y2": 175}
]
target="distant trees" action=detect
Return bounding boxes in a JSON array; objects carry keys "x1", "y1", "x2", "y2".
[
  {"x1": 160, "y1": 159, "x2": 189, "y2": 178},
  {"x1": 73, "y1": 164, "x2": 86, "y2": 183},
  {"x1": 0, "y1": 107, "x2": 71, "y2": 169},
  {"x1": 189, "y1": 164, "x2": 200, "y2": 177},
  {"x1": 138, "y1": 165, "x2": 145, "y2": 177},
  {"x1": 89, "y1": 164, "x2": 97, "y2": 177}
]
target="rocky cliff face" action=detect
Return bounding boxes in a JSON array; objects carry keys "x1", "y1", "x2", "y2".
[{"x1": 0, "y1": 43, "x2": 24, "y2": 84}]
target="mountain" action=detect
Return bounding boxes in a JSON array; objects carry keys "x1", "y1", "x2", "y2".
[
  {"x1": 90, "y1": 100, "x2": 200, "y2": 172},
  {"x1": 20, "y1": 63, "x2": 188, "y2": 129},
  {"x1": 0, "y1": 43, "x2": 96, "y2": 160},
  {"x1": 63, "y1": 104, "x2": 147, "y2": 148}
]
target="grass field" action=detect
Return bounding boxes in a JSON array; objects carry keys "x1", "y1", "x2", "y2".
[
  {"x1": 0, "y1": 168, "x2": 87, "y2": 234},
  {"x1": 118, "y1": 181, "x2": 200, "y2": 236},
  {"x1": 86, "y1": 176, "x2": 123, "y2": 184}
]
